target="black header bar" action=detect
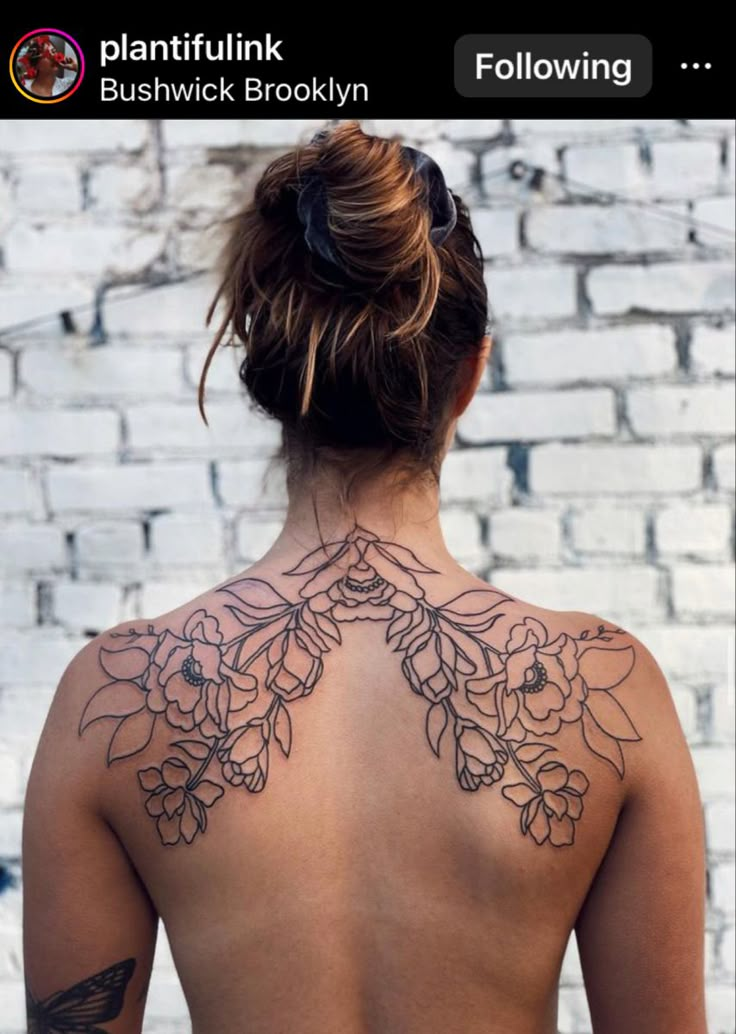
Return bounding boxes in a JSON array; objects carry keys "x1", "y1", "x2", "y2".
[{"x1": 2, "y1": 22, "x2": 732, "y2": 117}]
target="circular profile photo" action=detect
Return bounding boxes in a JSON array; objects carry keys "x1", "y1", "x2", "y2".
[{"x1": 9, "y1": 29, "x2": 84, "y2": 103}]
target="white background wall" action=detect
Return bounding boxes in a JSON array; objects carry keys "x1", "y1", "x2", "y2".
[{"x1": 0, "y1": 118, "x2": 734, "y2": 1033}]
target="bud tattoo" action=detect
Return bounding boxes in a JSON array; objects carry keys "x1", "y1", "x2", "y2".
[{"x1": 79, "y1": 526, "x2": 640, "y2": 848}]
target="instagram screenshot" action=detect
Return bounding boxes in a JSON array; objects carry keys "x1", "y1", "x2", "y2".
[{"x1": 1, "y1": 22, "x2": 734, "y2": 1034}]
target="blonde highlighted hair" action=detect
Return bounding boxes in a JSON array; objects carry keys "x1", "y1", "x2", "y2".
[{"x1": 200, "y1": 121, "x2": 488, "y2": 483}]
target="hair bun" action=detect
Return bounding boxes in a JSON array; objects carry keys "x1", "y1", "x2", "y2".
[
  {"x1": 296, "y1": 137, "x2": 457, "y2": 276},
  {"x1": 202, "y1": 120, "x2": 488, "y2": 472}
]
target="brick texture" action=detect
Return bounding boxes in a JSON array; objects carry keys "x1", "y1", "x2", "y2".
[{"x1": 0, "y1": 117, "x2": 733, "y2": 1034}]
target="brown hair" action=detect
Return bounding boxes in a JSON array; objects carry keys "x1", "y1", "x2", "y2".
[{"x1": 200, "y1": 120, "x2": 488, "y2": 488}]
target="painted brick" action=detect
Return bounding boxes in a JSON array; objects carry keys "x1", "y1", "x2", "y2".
[
  {"x1": 0, "y1": 171, "x2": 11, "y2": 234},
  {"x1": 481, "y1": 144, "x2": 563, "y2": 201},
  {"x1": 126, "y1": 401, "x2": 279, "y2": 457},
  {"x1": 0, "y1": 752, "x2": 22, "y2": 808},
  {"x1": 516, "y1": 119, "x2": 674, "y2": 135},
  {"x1": 712, "y1": 863, "x2": 736, "y2": 915},
  {"x1": 637, "y1": 626, "x2": 735, "y2": 683},
  {"x1": 569, "y1": 506, "x2": 646, "y2": 557},
  {"x1": 0, "y1": 467, "x2": 42, "y2": 516},
  {"x1": 104, "y1": 278, "x2": 218, "y2": 337},
  {"x1": 442, "y1": 119, "x2": 504, "y2": 141},
  {"x1": 527, "y1": 203, "x2": 686, "y2": 253},
  {"x1": 75, "y1": 521, "x2": 145, "y2": 573},
  {"x1": 656, "y1": 505, "x2": 733, "y2": 559},
  {"x1": 694, "y1": 197, "x2": 736, "y2": 241},
  {"x1": 0, "y1": 350, "x2": 13, "y2": 398},
  {"x1": 52, "y1": 581, "x2": 123, "y2": 633},
  {"x1": 175, "y1": 224, "x2": 225, "y2": 275},
  {"x1": 557, "y1": 985, "x2": 593, "y2": 1033},
  {"x1": 0, "y1": 921, "x2": 22, "y2": 977},
  {"x1": 142, "y1": 976, "x2": 189, "y2": 1024},
  {"x1": 149, "y1": 514, "x2": 225, "y2": 567},
  {"x1": 459, "y1": 388, "x2": 616, "y2": 443},
  {"x1": 0, "y1": 408, "x2": 119, "y2": 457},
  {"x1": 441, "y1": 448, "x2": 511, "y2": 506},
  {"x1": 48, "y1": 462, "x2": 213, "y2": 514},
  {"x1": 235, "y1": 517, "x2": 284, "y2": 563},
  {"x1": 490, "y1": 509, "x2": 561, "y2": 562},
  {"x1": 706, "y1": 802, "x2": 736, "y2": 854},
  {"x1": 529, "y1": 444, "x2": 702, "y2": 495},
  {"x1": 139, "y1": 580, "x2": 215, "y2": 617},
  {"x1": 0, "y1": 279, "x2": 95, "y2": 334},
  {"x1": 628, "y1": 385, "x2": 735, "y2": 437},
  {"x1": 0, "y1": 583, "x2": 36, "y2": 628},
  {"x1": 707, "y1": 985, "x2": 736, "y2": 1034},
  {"x1": 484, "y1": 266, "x2": 577, "y2": 321},
  {"x1": 690, "y1": 325, "x2": 736, "y2": 377},
  {"x1": 162, "y1": 119, "x2": 322, "y2": 149},
  {"x1": 0, "y1": 978, "x2": 25, "y2": 1030},
  {"x1": 21, "y1": 346, "x2": 184, "y2": 400},
  {"x1": 168, "y1": 163, "x2": 239, "y2": 213},
  {"x1": 0, "y1": 120, "x2": 149, "y2": 153},
  {"x1": 368, "y1": 120, "x2": 441, "y2": 140},
  {"x1": 713, "y1": 444, "x2": 735, "y2": 493},
  {"x1": 14, "y1": 161, "x2": 81, "y2": 214},
  {"x1": 216, "y1": 459, "x2": 287, "y2": 510},
  {"x1": 471, "y1": 208, "x2": 519, "y2": 258},
  {"x1": 712, "y1": 682, "x2": 735, "y2": 747},
  {"x1": 0, "y1": 633, "x2": 85, "y2": 686},
  {"x1": 408, "y1": 139, "x2": 475, "y2": 193},
  {"x1": 0, "y1": 524, "x2": 66, "y2": 572},
  {"x1": 184, "y1": 342, "x2": 243, "y2": 395},
  {"x1": 560, "y1": 935, "x2": 584, "y2": 985},
  {"x1": 492, "y1": 565, "x2": 663, "y2": 623},
  {"x1": 671, "y1": 566, "x2": 736, "y2": 621},
  {"x1": 588, "y1": 262, "x2": 735, "y2": 316},
  {"x1": 650, "y1": 141, "x2": 723, "y2": 197},
  {"x1": 692, "y1": 747, "x2": 735, "y2": 800},
  {"x1": 502, "y1": 325, "x2": 676, "y2": 387},
  {"x1": 564, "y1": 144, "x2": 646, "y2": 194},
  {"x1": 439, "y1": 508, "x2": 485, "y2": 569},
  {"x1": 88, "y1": 163, "x2": 160, "y2": 212},
  {"x1": 6, "y1": 223, "x2": 165, "y2": 277}
]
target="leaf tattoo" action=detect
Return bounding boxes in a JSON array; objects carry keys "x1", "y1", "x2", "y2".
[
  {"x1": 79, "y1": 526, "x2": 640, "y2": 848},
  {"x1": 26, "y1": 957, "x2": 135, "y2": 1033}
]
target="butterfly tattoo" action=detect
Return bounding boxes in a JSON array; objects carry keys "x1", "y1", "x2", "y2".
[
  {"x1": 26, "y1": 957, "x2": 135, "y2": 1034},
  {"x1": 79, "y1": 524, "x2": 641, "y2": 849}
]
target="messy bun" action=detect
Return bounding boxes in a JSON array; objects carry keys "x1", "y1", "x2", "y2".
[{"x1": 201, "y1": 120, "x2": 488, "y2": 477}]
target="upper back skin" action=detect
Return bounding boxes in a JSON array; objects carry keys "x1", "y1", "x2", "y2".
[{"x1": 25, "y1": 524, "x2": 705, "y2": 1034}]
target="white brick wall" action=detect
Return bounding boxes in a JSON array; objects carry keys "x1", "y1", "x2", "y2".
[
  {"x1": 501, "y1": 325, "x2": 677, "y2": 386},
  {"x1": 0, "y1": 118, "x2": 733, "y2": 1034}
]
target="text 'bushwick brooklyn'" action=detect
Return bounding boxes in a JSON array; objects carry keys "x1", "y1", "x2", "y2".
[{"x1": 100, "y1": 77, "x2": 369, "y2": 106}]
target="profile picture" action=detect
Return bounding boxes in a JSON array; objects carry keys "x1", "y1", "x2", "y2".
[{"x1": 10, "y1": 29, "x2": 84, "y2": 103}]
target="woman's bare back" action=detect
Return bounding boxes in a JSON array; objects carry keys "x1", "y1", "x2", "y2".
[{"x1": 24, "y1": 522, "x2": 705, "y2": 1034}]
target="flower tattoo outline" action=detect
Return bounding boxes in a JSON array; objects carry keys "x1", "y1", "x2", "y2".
[{"x1": 79, "y1": 526, "x2": 641, "y2": 848}]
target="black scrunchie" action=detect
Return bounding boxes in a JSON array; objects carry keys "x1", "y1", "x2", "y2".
[{"x1": 296, "y1": 142, "x2": 458, "y2": 270}]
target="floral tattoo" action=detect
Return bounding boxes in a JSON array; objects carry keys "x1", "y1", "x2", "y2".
[{"x1": 79, "y1": 526, "x2": 640, "y2": 848}]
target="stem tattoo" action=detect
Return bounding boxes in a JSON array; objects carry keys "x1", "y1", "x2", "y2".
[{"x1": 79, "y1": 526, "x2": 641, "y2": 848}]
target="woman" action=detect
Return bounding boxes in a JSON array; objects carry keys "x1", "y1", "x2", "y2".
[
  {"x1": 18, "y1": 35, "x2": 78, "y2": 98},
  {"x1": 23, "y1": 121, "x2": 706, "y2": 1033}
]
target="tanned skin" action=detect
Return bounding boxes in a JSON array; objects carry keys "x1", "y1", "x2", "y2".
[{"x1": 23, "y1": 341, "x2": 706, "y2": 1034}]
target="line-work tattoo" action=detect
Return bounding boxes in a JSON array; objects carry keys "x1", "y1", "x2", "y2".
[
  {"x1": 79, "y1": 526, "x2": 640, "y2": 848},
  {"x1": 26, "y1": 957, "x2": 135, "y2": 1033}
]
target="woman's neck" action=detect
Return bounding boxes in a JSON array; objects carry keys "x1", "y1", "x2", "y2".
[
  {"x1": 31, "y1": 72, "x2": 57, "y2": 94},
  {"x1": 254, "y1": 466, "x2": 459, "y2": 576}
]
